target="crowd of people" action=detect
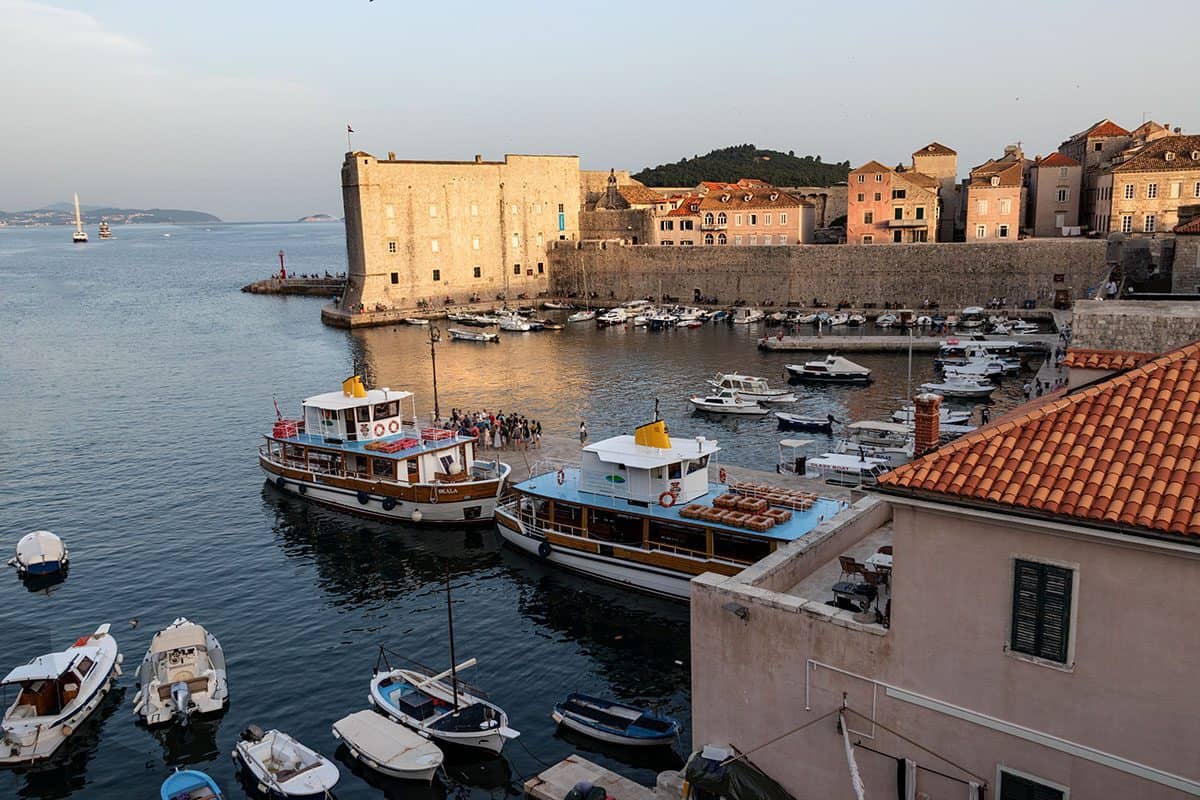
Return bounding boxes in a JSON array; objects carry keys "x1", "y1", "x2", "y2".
[{"x1": 441, "y1": 409, "x2": 543, "y2": 451}]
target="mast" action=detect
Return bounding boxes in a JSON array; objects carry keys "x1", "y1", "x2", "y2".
[
  {"x1": 74, "y1": 193, "x2": 83, "y2": 234},
  {"x1": 446, "y1": 572, "x2": 459, "y2": 710}
]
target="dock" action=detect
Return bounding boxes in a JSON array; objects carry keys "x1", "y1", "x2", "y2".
[
  {"x1": 242, "y1": 277, "x2": 345, "y2": 296},
  {"x1": 757, "y1": 334, "x2": 947, "y2": 352},
  {"x1": 524, "y1": 755, "x2": 657, "y2": 800}
]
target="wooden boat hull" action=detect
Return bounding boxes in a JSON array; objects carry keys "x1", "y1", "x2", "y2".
[
  {"x1": 551, "y1": 710, "x2": 676, "y2": 747},
  {"x1": 369, "y1": 670, "x2": 514, "y2": 755}
]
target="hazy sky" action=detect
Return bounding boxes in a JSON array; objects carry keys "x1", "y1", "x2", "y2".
[{"x1": 2, "y1": 0, "x2": 1196, "y2": 221}]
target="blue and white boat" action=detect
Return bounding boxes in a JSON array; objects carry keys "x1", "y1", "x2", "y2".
[
  {"x1": 552, "y1": 694, "x2": 681, "y2": 747},
  {"x1": 8, "y1": 530, "x2": 69, "y2": 577},
  {"x1": 161, "y1": 768, "x2": 225, "y2": 799}
]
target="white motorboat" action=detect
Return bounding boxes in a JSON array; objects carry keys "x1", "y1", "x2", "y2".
[
  {"x1": 875, "y1": 314, "x2": 897, "y2": 328},
  {"x1": 331, "y1": 709, "x2": 443, "y2": 782},
  {"x1": 774, "y1": 412, "x2": 833, "y2": 432},
  {"x1": 1010, "y1": 320, "x2": 1040, "y2": 334},
  {"x1": 920, "y1": 377, "x2": 997, "y2": 399},
  {"x1": 709, "y1": 373, "x2": 797, "y2": 403},
  {"x1": 72, "y1": 193, "x2": 88, "y2": 243},
  {"x1": 688, "y1": 388, "x2": 768, "y2": 415},
  {"x1": 97, "y1": 220, "x2": 113, "y2": 240},
  {"x1": 916, "y1": 315, "x2": 933, "y2": 326},
  {"x1": 785, "y1": 355, "x2": 873, "y2": 384},
  {"x1": 403, "y1": 318, "x2": 429, "y2": 326},
  {"x1": 134, "y1": 618, "x2": 228, "y2": 727},
  {"x1": 233, "y1": 725, "x2": 339, "y2": 798},
  {"x1": 797, "y1": 313, "x2": 819, "y2": 325},
  {"x1": 805, "y1": 452, "x2": 891, "y2": 485},
  {"x1": 891, "y1": 406, "x2": 973, "y2": 425},
  {"x1": 542, "y1": 301, "x2": 574, "y2": 310},
  {"x1": 498, "y1": 316, "x2": 532, "y2": 332},
  {"x1": 846, "y1": 314, "x2": 866, "y2": 327},
  {"x1": 827, "y1": 313, "x2": 849, "y2": 326},
  {"x1": 8, "y1": 530, "x2": 69, "y2": 577},
  {"x1": 1, "y1": 624, "x2": 122, "y2": 764},
  {"x1": 448, "y1": 328, "x2": 500, "y2": 342},
  {"x1": 835, "y1": 422, "x2": 913, "y2": 462},
  {"x1": 370, "y1": 663, "x2": 518, "y2": 754},
  {"x1": 942, "y1": 363, "x2": 1002, "y2": 381},
  {"x1": 597, "y1": 308, "x2": 628, "y2": 327},
  {"x1": 730, "y1": 308, "x2": 764, "y2": 324},
  {"x1": 567, "y1": 310, "x2": 596, "y2": 323},
  {"x1": 631, "y1": 315, "x2": 649, "y2": 327},
  {"x1": 676, "y1": 317, "x2": 702, "y2": 328}
]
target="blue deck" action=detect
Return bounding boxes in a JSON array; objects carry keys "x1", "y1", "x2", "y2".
[
  {"x1": 515, "y1": 469, "x2": 845, "y2": 542},
  {"x1": 269, "y1": 430, "x2": 472, "y2": 461}
]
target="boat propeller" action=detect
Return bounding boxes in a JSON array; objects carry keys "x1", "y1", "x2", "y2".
[{"x1": 170, "y1": 681, "x2": 192, "y2": 724}]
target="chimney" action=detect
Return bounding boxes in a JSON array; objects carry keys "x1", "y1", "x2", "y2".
[
  {"x1": 474, "y1": 154, "x2": 483, "y2": 164},
  {"x1": 387, "y1": 151, "x2": 396, "y2": 160},
  {"x1": 913, "y1": 392, "x2": 942, "y2": 456}
]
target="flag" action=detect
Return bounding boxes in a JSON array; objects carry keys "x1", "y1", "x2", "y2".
[{"x1": 347, "y1": 124, "x2": 354, "y2": 133}]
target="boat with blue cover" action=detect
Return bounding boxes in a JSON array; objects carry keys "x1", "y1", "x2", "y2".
[
  {"x1": 552, "y1": 694, "x2": 680, "y2": 747},
  {"x1": 161, "y1": 768, "x2": 224, "y2": 799}
]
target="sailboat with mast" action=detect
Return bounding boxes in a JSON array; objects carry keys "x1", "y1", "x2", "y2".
[
  {"x1": 567, "y1": 261, "x2": 595, "y2": 323},
  {"x1": 368, "y1": 576, "x2": 519, "y2": 754},
  {"x1": 72, "y1": 193, "x2": 88, "y2": 243}
]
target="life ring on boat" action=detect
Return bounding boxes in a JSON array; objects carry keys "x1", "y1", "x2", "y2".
[
  {"x1": 388, "y1": 420, "x2": 400, "y2": 433},
  {"x1": 556, "y1": 469, "x2": 565, "y2": 485},
  {"x1": 357, "y1": 490, "x2": 370, "y2": 505},
  {"x1": 659, "y1": 491, "x2": 677, "y2": 508},
  {"x1": 719, "y1": 468, "x2": 728, "y2": 484},
  {"x1": 374, "y1": 423, "x2": 386, "y2": 437},
  {"x1": 382, "y1": 497, "x2": 397, "y2": 511},
  {"x1": 275, "y1": 476, "x2": 286, "y2": 489},
  {"x1": 538, "y1": 541, "x2": 552, "y2": 559}
]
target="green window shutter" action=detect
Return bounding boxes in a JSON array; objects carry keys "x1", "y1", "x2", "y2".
[
  {"x1": 1011, "y1": 560, "x2": 1073, "y2": 663},
  {"x1": 1011, "y1": 560, "x2": 1042, "y2": 655}
]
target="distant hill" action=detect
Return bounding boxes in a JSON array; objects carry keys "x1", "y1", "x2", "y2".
[
  {"x1": 0, "y1": 204, "x2": 221, "y2": 226},
  {"x1": 298, "y1": 213, "x2": 338, "y2": 223},
  {"x1": 633, "y1": 144, "x2": 850, "y2": 188}
]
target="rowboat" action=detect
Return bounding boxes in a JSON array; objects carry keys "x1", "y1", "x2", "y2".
[
  {"x1": 448, "y1": 328, "x2": 500, "y2": 343},
  {"x1": 551, "y1": 693, "x2": 680, "y2": 747},
  {"x1": 232, "y1": 726, "x2": 339, "y2": 798},
  {"x1": 331, "y1": 709, "x2": 443, "y2": 782}
]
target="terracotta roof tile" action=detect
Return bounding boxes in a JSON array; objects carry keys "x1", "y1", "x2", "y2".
[
  {"x1": 1063, "y1": 348, "x2": 1155, "y2": 370},
  {"x1": 850, "y1": 160, "x2": 893, "y2": 175},
  {"x1": 877, "y1": 340, "x2": 1200, "y2": 541},
  {"x1": 617, "y1": 185, "x2": 666, "y2": 206},
  {"x1": 1038, "y1": 152, "x2": 1080, "y2": 168},
  {"x1": 895, "y1": 170, "x2": 939, "y2": 190},
  {"x1": 913, "y1": 142, "x2": 956, "y2": 157},
  {"x1": 1175, "y1": 217, "x2": 1200, "y2": 234},
  {"x1": 1085, "y1": 119, "x2": 1131, "y2": 138},
  {"x1": 1111, "y1": 135, "x2": 1200, "y2": 174}
]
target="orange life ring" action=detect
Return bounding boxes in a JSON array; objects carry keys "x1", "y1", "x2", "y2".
[
  {"x1": 556, "y1": 469, "x2": 565, "y2": 485},
  {"x1": 73, "y1": 636, "x2": 90, "y2": 648},
  {"x1": 719, "y1": 468, "x2": 728, "y2": 483},
  {"x1": 388, "y1": 420, "x2": 400, "y2": 433},
  {"x1": 659, "y1": 491, "x2": 676, "y2": 508},
  {"x1": 374, "y1": 423, "x2": 386, "y2": 436}
]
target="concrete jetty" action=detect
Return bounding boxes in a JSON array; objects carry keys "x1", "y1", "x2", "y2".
[
  {"x1": 757, "y1": 334, "x2": 946, "y2": 352},
  {"x1": 242, "y1": 277, "x2": 345, "y2": 296},
  {"x1": 524, "y1": 755, "x2": 657, "y2": 800}
]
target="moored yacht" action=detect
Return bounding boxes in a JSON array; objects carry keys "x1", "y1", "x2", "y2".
[
  {"x1": 920, "y1": 376, "x2": 997, "y2": 399},
  {"x1": 260, "y1": 376, "x2": 511, "y2": 524},
  {"x1": 495, "y1": 420, "x2": 845, "y2": 599},
  {"x1": 97, "y1": 220, "x2": 113, "y2": 239},
  {"x1": 785, "y1": 355, "x2": 873, "y2": 384},
  {"x1": 688, "y1": 388, "x2": 769, "y2": 415},
  {"x1": 708, "y1": 373, "x2": 797, "y2": 403}
]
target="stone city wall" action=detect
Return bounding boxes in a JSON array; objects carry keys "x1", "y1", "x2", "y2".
[
  {"x1": 1172, "y1": 236, "x2": 1200, "y2": 292},
  {"x1": 548, "y1": 238, "x2": 1108, "y2": 307},
  {"x1": 579, "y1": 209, "x2": 654, "y2": 246},
  {"x1": 1072, "y1": 299, "x2": 1200, "y2": 353}
]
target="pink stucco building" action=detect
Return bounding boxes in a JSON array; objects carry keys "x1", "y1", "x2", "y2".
[
  {"x1": 691, "y1": 343, "x2": 1200, "y2": 799},
  {"x1": 649, "y1": 179, "x2": 814, "y2": 246}
]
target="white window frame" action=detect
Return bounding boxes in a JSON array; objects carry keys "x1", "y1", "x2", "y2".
[
  {"x1": 1195, "y1": 182, "x2": 1200, "y2": 198},
  {"x1": 777, "y1": 235, "x2": 787, "y2": 244},
  {"x1": 735, "y1": 214, "x2": 743, "y2": 226},
  {"x1": 749, "y1": 235, "x2": 758, "y2": 245},
  {"x1": 998, "y1": 223, "x2": 1010, "y2": 238},
  {"x1": 874, "y1": 173, "x2": 882, "y2": 182},
  {"x1": 977, "y1": 200, "x2": 989, "y2": 216},
  {"x1": 387, "y1": 240, "x2": 397, "y2": 253},
  {"x1": 1121, "y1": 215, "x2": 1133, "y2": 234},
  {"x1": 512, "y1": 233, "x2": 520, "y2": 248},
  {"x1": 1147, "y1": 183, "x2": 1158, "y2": 199},
  {"x1": 1170, "y1": 182, "x2": 1181, "y2": 199},
  {"x1": 780, "y1": 212, "x2": 787, "y2": 225},
  {"x1": 856, "y1": 174, "x2": 865, "y2": 183},
  {"x1": 861, "y1": 235, "x2": 873, "y2": 244},
  {"x1": 431, "y1": 239, "x2": 439, "y2": 253},
  {"x1": 999, "y1": 198, "x2": 1012, "y2": 215},
  {"x1": 997, "y1": 765, "x2": 1070, "y2": 800},
  {"x1": 1124, "y1": 184, "x2": 1135, "y2": 199},
  {"x1": 1145, "y1": 214, "x2": 1157, "y2": 233},
  {"x1": 1056, "y1": 188, "x2": 1069, "y2": 203},
  {"x1": 764, "y1": 213, "x2": 772, "y2": 225},
  {"x1": 976, "y1": 224, "x2": 986, "y2": 239},
  {"x1": 734, "y1": 235, "x2": 743, "y2": 245}
]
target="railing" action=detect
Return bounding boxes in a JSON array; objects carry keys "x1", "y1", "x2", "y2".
[{"x1": 700, "y1": 222, "x2": 727, "y2": 231}]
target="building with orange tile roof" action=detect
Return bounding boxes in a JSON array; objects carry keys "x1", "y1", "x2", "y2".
[
  {"x1": 965, "y1": 145, "x2": 1029, "y2": 241},
  {"x1": 1089, "y1": 134, "x2": 1200, "y2": 236},
  {"x1": 1027, "y1": 152, "x2": 1082, "y2": 237},
  {"x1": 912, "y1": 142, "x2": 961, "y2": 241},
  {"x1": 649, "y1": 178, "x2": 813, "y2": 246},
  {"x1": 846, "y1": 158, "x2": 945, "y2": 245}
]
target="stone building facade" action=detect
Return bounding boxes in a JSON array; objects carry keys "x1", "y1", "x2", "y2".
[
  {"x1": 649, "y1": 180, "x2": 814, "y2": 246},
  {"x1": 965, "y1": 146, "x2": 1028, "y2": 241},
  {"x1": 1027, "y1": 152, "x2": 1082, "y2": 237},
  {"x1": 1091, "y1": 135, "x2": 1200, "y2": 237},
  {"x1": 911, "y1": 142, "x2": 960, "y2": 241},
  {"x1": 340, "y1": 151, "x2": 580, "y2": 310},
  {"x1": 847, "y1": 144, "x2": 956, "y2": 245}
]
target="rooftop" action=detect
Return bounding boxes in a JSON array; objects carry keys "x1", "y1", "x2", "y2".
[
  {"x1": 302, "y1": 387, "x2": 413, "y2": 411},
  {"x1": 1038, "y1": 152, "x2": 1080, "y2": 168},
  {"x1": 1063, "y1": 348, "x2": 1155, "y2": 371},
  {"x1": 616, "y1": 185, "x2": 666, "y2": 206},
  {"x1": 584, "y1": 433, "x2": 718, "y2": 469},
  {"x1": 877, "y1": 340, "x2": 1200, "y2": 541},
  {"x1": 913, "y1": 142, "x2": 957, "y2": 157},
  {"x1": 1176, "y1": 217, "x2": 1200, "y2": 235},
  {"x1": 1079, "y1": 119, "x2": 1131, "y2": 139},
  {"x1": 1111, "y1": 134, "x2": 1200, "y2": 174}
]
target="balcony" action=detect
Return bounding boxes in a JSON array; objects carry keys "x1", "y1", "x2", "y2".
[
  {"x1": 887, "y1": 218, "x2": 931, "y2": 229},
  {"x1": 700, "y1": 222, "x2": 728, "y2": 231}
]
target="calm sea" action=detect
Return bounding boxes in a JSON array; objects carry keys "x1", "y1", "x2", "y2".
[{"x1": 0, "y1": 223, "x2": 1032, "y2": 798}]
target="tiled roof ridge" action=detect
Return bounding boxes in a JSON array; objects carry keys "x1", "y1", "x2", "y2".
[
  {"x1": 1063, "y1": 348, "x2": 1156, "y2": 369},
  {"x1": 1112, "y1": 134, "x2": 1200, "y2": 173},
  {"x1": 1039, "y1": 152, "x2": 1080, "y2": 168}
]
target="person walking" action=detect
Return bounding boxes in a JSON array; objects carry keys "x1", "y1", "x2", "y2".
[{"x1": 579, "y1": 420, "x2": 588, "y2": 445}]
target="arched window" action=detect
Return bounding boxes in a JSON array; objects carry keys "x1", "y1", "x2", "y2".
[
  {"x1": 717, "y1": 233, "x2": 727, "y2": 245},
  {"x1": 704, "y1": 233, "x2": 714, "y2": 245},
  {"x1": 717, "y1": 212, "x2": 727, "y2": 225},
  {"x1": 704, "y1": 212, "x2": 714, "y2": 225}
]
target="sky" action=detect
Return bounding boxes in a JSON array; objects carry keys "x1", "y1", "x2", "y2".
[{"x1": 1, "y1": 0, "x2": 1197, "y2": 221}]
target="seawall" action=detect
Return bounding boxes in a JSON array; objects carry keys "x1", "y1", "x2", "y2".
[{"x1": 548, "y1": 239, "x2": 1109, "y2": 308}]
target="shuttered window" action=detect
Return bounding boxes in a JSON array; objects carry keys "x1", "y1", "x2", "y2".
[
  {"x1": 1011, "y1": 560, "x2": 1073, "y2": 663},
  {"x1": 1000, "y1": 770, "x2": 1065, "y2": 800}
]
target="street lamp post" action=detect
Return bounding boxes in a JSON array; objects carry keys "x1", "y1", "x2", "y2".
[{"x1": 429, "y1": 325, "x2": 442, "y2": 421}]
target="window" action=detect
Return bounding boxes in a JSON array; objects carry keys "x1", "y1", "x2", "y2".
[
  {"x1": 387, "y1": 241, "x2": 397, "y2": 253},
  {"x1": 704, "y1": 233, "x2": 714, "y2": 245},
  {"x1": 473, "y1": 265, "x2": 481, "y2": 278},
  {"x1": 1147, "y1": 183, "x2": 1158, "y2": 199},
  {"x1": 976, "y1": 224, "x2": 986, "y2": 239},
  {"x1": 856, "y1": 193, "x2": 865, "y2": 202},
  {"x1": 385, "y1": 204, "x2": 395, "y2": 219},
  {"x1": 874, "y1": 192, "x2": 882, "y2": 202},
  {"x1": 472, "y1": 236, "x2": 480, "y2": 250},
  {"x1": 915, "y1": 206, "x2": 925, "y2": 219},
  {"x1": 512, "y1": 233, "x2": 520, "y2": 248},
  {"x1": 891, "y1": 189, "x2": 907, "y2": 199},
  {"x1": 681, "y1": 240, "x2": 693, "y2": 246},
  {"x1": 999, "y1": 198, "x2": 1012, "y2": 215},
  {"x1": 1056, "y1": 188, "x2": 1069, "y2": 203},
  {"x1": 1144, "y1": 214, "x2": 1157, "y2": 233},
  {"x1": 779, "y1": 213, "x2": 787, "y2": 225},
  {"x1": 861, "y1": 235, "x2": 873, "y2": 244},
  {"x1": 1124, "y1": 183, "x2": 1135, "y2": 199},
  {"x1": 1093, "y1": 141, "x2": 1102, "y2": 152},
  {"x1": 863, "y1": 211, "x2": 874, "y2": 224},
  {"x1": 537, "y1": 262, "x2": 544, "y2": 274},
  {"x1": 1170, "y1": 182, "x2": 1181, "y2": 199},
  {"x1": 734, "y1": 235, "x2": 743, "y2": 245},
  {"x1": 1059, "y1": 167, "x2": 1068, "y2": 177},
  {"x1": 856, "y1": 174, "x2": 865, "y2": 183},
  {"x1": 1121, "y1": 215, "x2": 1133, "y2": 233},
  {"x1": 998, "y1": 224, "x2": 1010, "y2": 238},
  {"x1": 892, "y1": 230, "x2": 902, "y2": 242},
  {"x1": 999, "y1": 769, "x2": 1065, "y2": 800},
  {"x1": 704, "y1": 212, "x2": 714, "y2": 225},
  {"x1": 735, "y1": 214, "x2": 743, "y2": 225},
  {"x1": 1011, "y1": 559, "x2": 1073, "y2": 664},
  {"x1": 660, "y1": 240, "x2": 673, "y2": 246},
  {"x1": 749, "y1": 214, "x2": 757, "y2": 225},
  {"x1": 537, "y1": 232, "x2": 544, "y2": 246},
  {"x1": 893, "y1": 207, "x2": 903, "y2": 220},
  {"x1": 431, "y1": 239, "x2": 439, "y2": 253},
  {"x1": 717, "y1": 233, "x2": 726, "y2": 244},
  {"x1": 1055, "y1": 213, "x2": 1065, "y2": 228},
  {"x1": 429, "y1": 204, "x2": 437, "y2": 218},
  {"x1": 681, "y1": 220, "x2": 694, "y2": 230},
  {"x1": 558, "y1": 203, "x2": 564, "y2": 213},
  {"x1": 977, "y1": 200, "x2": 988, "y2": 215},
  {"x1": 390, "y1": 272, "x2": 399, "y2": 284},
  {"x1": 915, "y1": 229, "x2": 928, "y2": 242},
  {"x1": 432, "y1": 269, "x2": 441, "y2": 281},
  {"x1": 1195, "y1": 182, "x2": 1200, "y2": 198},
  {"x1": 470, "y1": 203, "x2": 479, "y2": 217},
  {"x1": 762, "y1": 213, "x2": 771, "y2": 225},
  {"x1": 777, "y1": 235, "x2": 787, "y2": 244},
  {"x1": 513, "y1": 264, "x2": 521, "y2": 275},
  {"x1": 874, "y1": 173, "x2": 882, "y2": 182},
  {"x1": 660, "y1": 220, "x2": 673, "y2": 231},
  {"x1": 717, "y1": 212, "x2": 727, "y2": 225}
]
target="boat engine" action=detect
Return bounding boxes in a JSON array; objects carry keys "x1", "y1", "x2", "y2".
[
  {"x1": 240, "y1": 724, "x2": 266, "y2": 742},
  {"x1": 170, "y1": 681, "x2": 192, "y2": 723}
]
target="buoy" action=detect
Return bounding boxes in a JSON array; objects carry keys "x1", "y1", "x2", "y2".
[
  {"x1": 411, "y1": 509, "x2": 423, "y2": 523},
  {"x1": 658, "y1": 491, "x2": 677, "y2": 508},
  {"x1": 719, "y1": 467, "x2": 728, "y2": 484}
]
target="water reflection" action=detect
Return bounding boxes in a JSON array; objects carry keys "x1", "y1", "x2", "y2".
[
  {"x1": 551, "y1": 724, "x2": 684, "y2": 774},
  {"x1": 11, "y1": 688, "x2": 126, "y2": 800},
  {"x1": 143, "y1": 715, "x2": 224, "y2": 767}
]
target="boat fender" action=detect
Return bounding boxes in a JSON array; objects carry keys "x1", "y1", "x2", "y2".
[
  {"x1": 275, "y1": 476, "x2": 286, "y2": 489},
  {"x1": 659, "y1": 491, "x2": 676, "y2": 508},
  {"x1": 61, "y1": 724, "x2": 73, "y2": 737},
  {"x1": 374, "y1": 422, "x2": 386, "y2": 437},
  {"x1": 719, "y1": 467, "x2": 728, "y2": 484},
  {"x1": 357, "y1": 490, "x2": 370, "y2": 505},
  {"x1": 388, "y1": 420, "x2": 400, "y2": 433},
  {"x1": 538, "y1": 541, "x2": 552, "y2": 559},
  {"x1": 298, "y1": 484, "x2": 307, "y2": 495},
  {"x1": 556, "y1": 469, "x2": 565, "y2": 485},
  {"x1": 429, "y1": 487, "x2": 438, "y2": 504},
  {"x1": 382, "y1": 497, "x2": 397, "y2": 511}
]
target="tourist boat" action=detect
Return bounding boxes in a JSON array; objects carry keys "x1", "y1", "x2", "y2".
[
  {"x1": 260, "y1": 376, "x2": 511, "y2": 524},
  {"x1": 97, "y1": 220, "x2": 114, "y2": 240},
  {"x1": 688, "y1": 388, "x2": 769, "y2": 415},
  {"x1": 495, "y1": 419, "x2": 846, "y2": 599},
  {"x1": 71, "y1": 192, "x2": 88, "y2": 243},
  {"x1": 233, "y1": 725, "x2": 339, "y2": 798},
  {"x1": 331, "y1": 709, "x2": 444, "y2": 782},
  {"x1": 403, "y1": 318, "x2": 429, "y2": 326},
  {"x1": 567, "y1": 309, "x2": 596, "y2": 323},
  {"x1": 0, "y1": 624, "x2": 122, "y2": 764},
  {"x1": 708, "y1": 373, "x2": 797, "y2": 403},
  {"x1": 161, "y1": 769, "x2": 224, "y2": 800},
  {"x1": 805, "y1": 452, "x2": 892, "y2": 486},
  {"x1": 498, "y1": 316, "x2": 532, "y2": 332},
  {"x1": 774, "y1": 412, "x2": 833, "y2": 432},
  {"x1": 597, "y1": 308, "x2": 629, "y2": 327},
  {"x1": 785, "y1": 355, "x2": 872, "y2": 384},
  {"x1": 551, "y1": 694, "x2": 681, "y2": 747},
  {"x1": 134, "y1": 618, "x2": 228, "y2": 727},
  {"x1": 542, "y1": 301, "x2": 574, "y2": 310},
  {"x1": 731, "y1": 308, "x2": 764, "y2": 324},
  {"x1": 874, "y1": 314, "x2": 897, "y2": 328},
  {"x1": 846, "y1": 314, "x2": 866, "y2": 327},
  {"x1": 920, "y1": 377, "x2": 997, "y2": 399},
  {"x1": 8, "y1": 530, "x2": 69, "y2": 578},
  {"x1": 891, "y1": 406, "x2": 972, "y2": 425},
  {"x1": 448, "y1": 328, "x2": 499, "y2": 342}
]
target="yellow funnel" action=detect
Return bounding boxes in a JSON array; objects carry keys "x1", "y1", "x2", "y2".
[
  {"x1": 342, "y1": 375, "x2": 367, "y2": 398},
  {"x1": 634, "y1": 419, "x2": 671, "y2": 449}
]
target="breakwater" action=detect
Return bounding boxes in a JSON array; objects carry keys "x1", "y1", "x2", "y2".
[{"x1": 242, "y1": 276, "x2": 345, "y2": 295}]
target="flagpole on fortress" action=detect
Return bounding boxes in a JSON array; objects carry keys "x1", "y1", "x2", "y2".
[{"x1": 346, "y1": 123, "x2": 354, "y2": 153}]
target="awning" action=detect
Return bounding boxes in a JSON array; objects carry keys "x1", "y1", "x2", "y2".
[{"x1": 2, "y1": 652, "x2": 78, "y2": 684}]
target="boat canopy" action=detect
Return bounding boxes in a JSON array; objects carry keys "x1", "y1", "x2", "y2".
[
  {"x1": 778, "y1": 438, "x2": 815, "y2": 449},
  {"x1": 584, "y1": 435, "x2": 719, "y2": 470},
  {"x1": 2, "y1": 651, "x2": 85, "y2": 684},
  {"x1": 302, "y1": 387, "x2": 413, "y2": 411},
  {"x1": 150, "y1": 625, "x2": 206, "y2": 654}
]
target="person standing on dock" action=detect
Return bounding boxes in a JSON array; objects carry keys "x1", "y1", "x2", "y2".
[{"x1": 579, "y1": 420, "x2": 588, "y2": 445}]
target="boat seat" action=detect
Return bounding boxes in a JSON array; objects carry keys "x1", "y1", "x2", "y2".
[
  {"x1": 156, "y1": 677, "x2": 210, "y2": 701},
  {"x1": 62, "y1": 683, "x2": 79, "y2": 704},
  {"x1": 9, "y1": 704, "x2": 37, "y2": 719}
]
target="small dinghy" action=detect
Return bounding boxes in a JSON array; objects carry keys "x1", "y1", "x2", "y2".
[
  {"x1": 332, "y1": 709, "x2": 444, "y2": 782},
  {"x1": 774, "y1": 412, "x2": 834, "y2": 432},
  {"x1": 8, "y1": 530, "x2": 69, "y2": 577},
  {"x1": 161, "y1": 768, "x2": 225, "y2": 800},
  {"x1": 920, "y1": 377, "x2": 997, "y2": 399},
  {"x1": 403, "y1": 318, "x2": 429, "y2": 326},
  {"x1": 448, "y1": 328, "x2": 499, "y2": 343},
  {"x1": 567, "y1": 309, "x2": 596, "y2": 323},
  {"x1": 552, "y1": 694, "x2": 680, "y2": 747},
  {"x1": 233, "y1": 725, "x2": 339, "y2": 798},
  {"x1": 542, "y1": 300, "x2": 573, "y2": 310},
  {"x1": 134, "y1": 618, "x2": 228, "y2": 726}
]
